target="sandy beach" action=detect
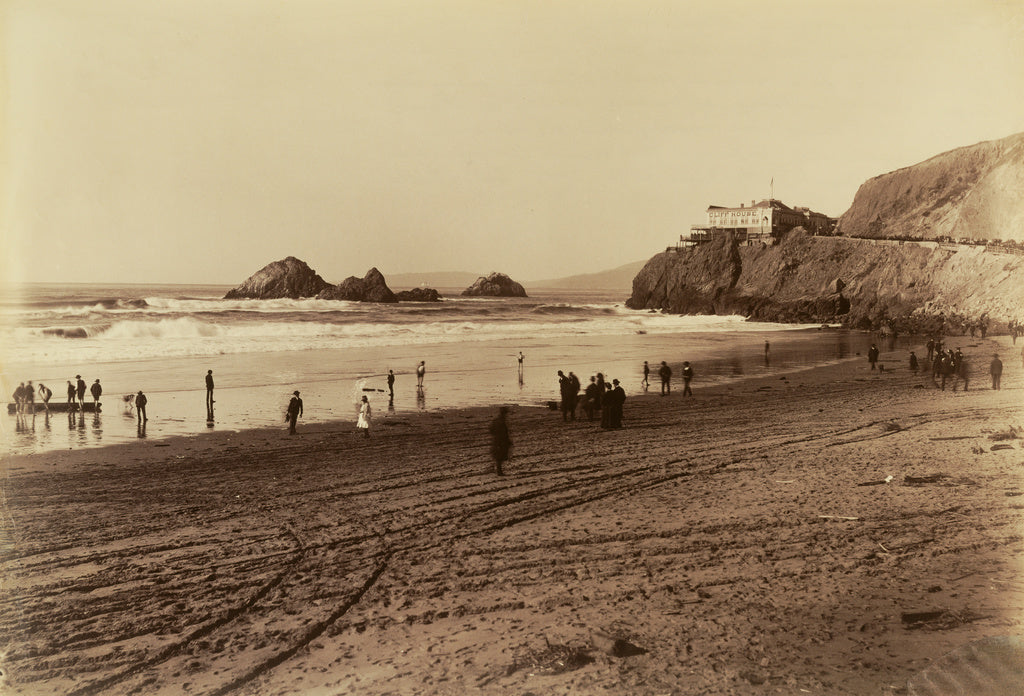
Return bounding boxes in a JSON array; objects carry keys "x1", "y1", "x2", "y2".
[{"x1": 2, "y1": 338, "x2": 1023, "y2": 695}]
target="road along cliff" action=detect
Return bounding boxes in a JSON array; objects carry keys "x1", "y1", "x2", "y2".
[{"x1": 626, "y1": 229, "x2": 1024, "y2": 332}]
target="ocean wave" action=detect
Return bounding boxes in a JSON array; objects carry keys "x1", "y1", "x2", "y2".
[{"x1": 41, "y1": 327, "x2": 90, "y2": 338}]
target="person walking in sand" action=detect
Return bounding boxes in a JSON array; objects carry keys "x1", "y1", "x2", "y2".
[
  {"x1": 76, "y1": 375, "x2": 87, "y2": 408},
  {"x1": 37, "y1": 383, "x2": 52, "y2": 413},
  {"x1": 416, "y1": 361, "x2": 426, "y2": 388},
  {"x1": 868, "y1": 344, "x2": 879, "y2": 370},
  {"x1": 642, "y1": 361, "x2": 650, "y2": 390},
  {"x1": 90, "y1": 379, "x2": 102, "y2": 407},
  {"x1": 681, "y1": 361, "x2": 694, "y2": 396},
  {"x1": 387, "y1": 369, "x2": 395, "y2": 398},
  {"x1": 990, "y1": 353, "x2": 1003, "y2": 390},
  {"x1": 206, "y1": 370, "x2": 215, "y2": 416},
  {"x1": 658, "y1": 361, "x2": 672, "y2": 396},
  {"x1": 357, "y1": 395, "x2": 372, "y2": 438},
  {"x1": 135, "y1": 390, "x2": 148, "y2": 423},
  {"x1": 489, "y1": 406, "x2": 512, "y2": 475},
  {"x1": 286, "y1": 390, "x2": 303, "y2": 435}
]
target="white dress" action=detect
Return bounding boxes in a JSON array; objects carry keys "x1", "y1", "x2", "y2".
[{"x1": 357, "y1": 402, "x2": 372, "y2": 429}]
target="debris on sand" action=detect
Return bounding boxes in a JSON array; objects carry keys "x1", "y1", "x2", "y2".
[{"x1": 507, "y1": 637, "x2": 594, "y2": 676}]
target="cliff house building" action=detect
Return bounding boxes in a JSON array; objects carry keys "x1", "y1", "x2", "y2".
[{"x1": 682, "y1": 199, "x2": 836, "y2": 247}]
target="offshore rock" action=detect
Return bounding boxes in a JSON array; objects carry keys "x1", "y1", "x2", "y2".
[
  {"x1": 224, "y1": 257, "x2": 331, "y2": 299},
  {"x1": 395, "y1": 288, "x2": 443, "y2": 302},
  {"x1": 317, "y1": 267, "x2": 398, "y2": 303},
  {"x1": 626, "y1": 228, "x2": 1024, "y2": 332},
  {"x1": 461, "y1": 272, "x2": 528, "y2": 297}
]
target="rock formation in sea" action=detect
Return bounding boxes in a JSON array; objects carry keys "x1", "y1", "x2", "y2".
[
  {"x1": 395, "y1": 288, "x2": 443, "y2": 302},
  {"x1": 317, "y1": 267, "x2": 398, "y2": 303},
  {"x1": 461, "y1": 272, "x2": 528, "y2": 297},
  {"x1": 223, "y1": 257, "x2": 331, "y2": 299},
  {"x1": 628, "y1": 132, "x2": 1024, "y2": 333}
]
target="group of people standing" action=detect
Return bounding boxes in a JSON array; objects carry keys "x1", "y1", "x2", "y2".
[
  {"x1": 11, "y1": 376, "x2": 104, "y2": 414},
  {"x1": 905, "y1": 339, "x2": 1008, "y2": 392},
  {"x1": 556, "y1": 370, "x2": 626, "y2": 428}
]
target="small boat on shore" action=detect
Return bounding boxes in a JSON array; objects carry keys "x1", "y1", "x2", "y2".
[{"x1": 7, "y1": 402, "x2": 102, "y2": 414}]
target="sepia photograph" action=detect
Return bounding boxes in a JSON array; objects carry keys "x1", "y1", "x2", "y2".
[{"x1": 2, "y1": 1, "x2": 1023, "y2": 693}]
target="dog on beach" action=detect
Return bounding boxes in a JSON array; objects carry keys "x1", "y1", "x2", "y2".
[{"x1": 122, "y1": 393, "x2": 135, "y2": 411}]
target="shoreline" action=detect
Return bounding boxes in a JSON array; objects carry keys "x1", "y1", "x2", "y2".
[
  {"x1": 1, "y1": 325, "x2": 910, "y2": 458},
  {"x1": 2, "y1": 337, "x2": 1022, "y2": 694}
]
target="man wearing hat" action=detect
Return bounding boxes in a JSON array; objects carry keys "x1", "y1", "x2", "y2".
[{"x1": 286, "y1": 390, "x2": 303, "y2": 435}]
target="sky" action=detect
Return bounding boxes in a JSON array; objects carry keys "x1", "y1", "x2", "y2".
[{"x1": 2, "y1": 0, "x2": 1023, "y2": 285}]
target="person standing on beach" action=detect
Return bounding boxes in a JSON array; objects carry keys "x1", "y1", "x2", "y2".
[
  {"x1": 76, "y1": 375, "x2": 87, "y2": 408},
  {"x1": 416, "y1": 361, "x2": 426, "y2": 388},
  {"x1": 926, "y1": 339, "x2": 935, "y2": 363},
  {"x1": 610, "y1": 379, "x2": 626, "y2": 428},
  {"x1": 582, "y1": 376, "x2": 600, "y2": 421},
  {"x1": 765, "y1": 340, "x2": 770, "y2": 358},
  {"x1": 24, "y1": 381, "x2": 35, "y2": 414},
  {"x1": 387, "y1": 370, "x2": 395, "y2": 398},
  {"x1": 909, "y1": 351, "x2": 919, "y2": 373},
  {"x1": 90, "y1": 379, "x2": 102, "y2": 407},
  {"x1": 658, "y1": 361, "x2": 672, "y2": 396},
  {"x1": 600, "y1": 383, "x2": 614, "y2": 428},
  {"x1": 681, "y1": 362, "x2": 694, "y2": 396},
  {"x1": 286, "y1": 390, "x2": 303, "y2": 435},
  {"x1": 38, "y1": 383, "x2": 52, "y2": 413},
  {"x1": 489, "y1": 406, "x2": 512, "y2": 475},
  {"x1": 642, "y1": 361, "x2": 650, "y2": 390},
  {"x1": 557, "y1": 370, "x2": 574, "y2": 422},
  {"x1": 13, "y1": 383, "x2": 25, "y2": 414},
  {"x1": 952, "y1": 354, "x2": 969, "y2": 392},
  {"x1": 868, "y1": 344, "x2": 879, "y2": 370},
  {"x1": 990, "y1": 354, "x2": 1003, "y2": 390},
  {"x1": 206, "y1": 370, "x2": 215, "y2": 416},
  {"x1": 135, "y1": 390, "x2": 148, "y2": 423},
  {"x1": 517, "y1": 352, "x2": 524, "y2": 375},
  {"x1": 66, "y1": 380, "x2": 76, "y2": 406},
  {"x1": 357, "y1": 395, "x2": 372, "y2": 438}
]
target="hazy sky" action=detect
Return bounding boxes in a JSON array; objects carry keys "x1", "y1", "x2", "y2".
[{"x1": 3, "y1": 0, "x2": 1023, "y2": 285}]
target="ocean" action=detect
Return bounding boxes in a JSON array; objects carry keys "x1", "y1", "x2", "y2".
[{"x1": 0, "y1": 283, "x2": 893, "y2": 455}]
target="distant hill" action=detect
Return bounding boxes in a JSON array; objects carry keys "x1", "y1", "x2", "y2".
[
  {"x1": 525, "y1": 260, "x2": 648, "y2": 290},
  {"x1": 385, "y1": 271, "x2": 483, "y2": 289},
  {"x1": 388, "y1": 260, "x2": 648, "y2": 292},
  {"x1": 838, "y1": 131, "x2": 1024, "y2": 241}
]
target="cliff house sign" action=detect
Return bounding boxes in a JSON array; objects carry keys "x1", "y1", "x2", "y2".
[{"x1": 682, "y1": 199, "x2": 836, "y2": 247}]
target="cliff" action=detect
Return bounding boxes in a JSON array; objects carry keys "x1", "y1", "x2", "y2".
[
  {"x1": 627, "y1": 229, "x2": 1024, "y2": 333},
  {"x1": 838, "y1": 132, "x2": 1024, "y2": 242},
  {"x1": 317, "y1": 268, "x2": 398, "y2": 303},
  {"x1": 461, "y1": 272, "x2": 528, "y2": 297},
  {"x1": 224, "y1": 257, "x2": 331, "y2": 299}
]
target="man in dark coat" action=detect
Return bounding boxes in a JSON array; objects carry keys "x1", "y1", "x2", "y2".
[
  {"x1": 868, "y1": 344, "x2": 879, "y2": 370},
  {"x1": 990, "y1": 354, "x2": 1003, "y2": 390},
  {"x1": 582, "y1": 376, "x2": 601, "y2": 421},
  {"x1": 558, "y1": 371, "x2": 575, "y2": 422},
  {"x1": 206, "y1": 370, "x2": 215, "y2": 416},
  {"x1": 610, "y1": 379, "x2": 626, "y2": 428},
  {"x1": 135, "y1": 391, "x2": 148, "y2": 423},
  {"x1": 658, "y1": 361, "x2": 671, "y2": 396},
  {"x1": 286, "y1": 390, "x2": 303, "y2": 435},
  {"x1": 489, "y1": 406, "x2": 512, "y2": 475},
  {"x1": 681, "y1": 361, "x2": 694, "y2": 396}
]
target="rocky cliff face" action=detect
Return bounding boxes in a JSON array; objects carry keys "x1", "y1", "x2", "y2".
[
  {"x1": 461, "y1": 273, "x2": 528, "y2": 297},
  {"x1": 627, "y1": 229, "x2": 1024, "y2": 332},
  {"x1": 224, "y1": 257, "x2": 331, "y2": 299},
  {"x1": 317, "y1": 268, "x2": 398, "y2": 302},
  {"x1": 838, "y1": 132, "x2": 1024, "y2": 242}
]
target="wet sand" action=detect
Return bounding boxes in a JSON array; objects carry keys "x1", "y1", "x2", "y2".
[{"x1": 1, "y1": 339, "x2": 1022, "y2": 695}]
